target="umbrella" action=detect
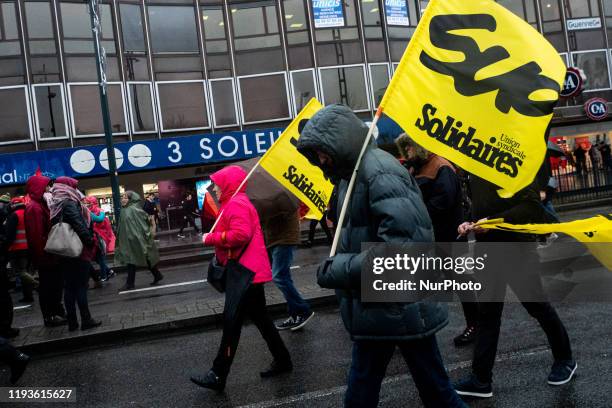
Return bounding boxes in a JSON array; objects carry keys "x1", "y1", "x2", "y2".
[
  {"x1": 547, "y1": 141, "x2": 566, "y2": 158},
  {"x1": 236, "y1": 157, "x2": 300, "y2": 220}
]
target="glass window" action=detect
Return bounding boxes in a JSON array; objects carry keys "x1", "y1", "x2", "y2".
[
  {"x1": 147, "y1": 6, "x2": 199, "y2": 53},
  {"x1": 201, "y1": 3, "x2": 233, "y2": 78},
  {"x1": 33, "y1": 84, "x2": 68, "y2": 139},
  {"x1": 361, "y1": 0, "x2": 387, "y2": 62},
  {"x1": 230, "y1": 1, "x2": 285, "y2": 75},
  {"x1": 282, "y1": 0, "x2": 314, "y2": 69},
  {"x1": 605, "y1": 0, "x2": 612, "y2": 42},
  {"x1": 0, "y1": 87, "x2": 30, "y2": 143},
  {"x1": 0, "y1": 2, "x2": 25, "y2": 85},
  {"x1": 210, "y1": 79, "x2": 238, "y2": 126},
  {"x1": 156, "y1": 81, "x2": 209, "y2": 130},
  {"x1": 320, "y1": 65, "x2": 369, "y2": 111},
  {"x1": 565, "y1": 0, "x2": 605, "y2": 50},
  {"x1": 540, "y1": 0, "x2": 567, "y2": 51},
  {"x1": 566, "y1": 0, "x2": 600, "y2": 18},
  {"x1": 290, "y1": 69, "x2": 317, "y2": 112},
  {"x1": 369, "y1": 64, "x2": 389, "y2": 106},
  {"x1": 496, "y1": 0, "x2": 538, "y2": 29},
  {"x1": 572, "y1": 51, "x2": 610, "y2": 90},
  {"x1": 388, "y1": 0, "x2": 417, "y2": 61},
  {"x1": 60, "y1": 3, "x2": 115, "y2": 54},
  {"x1": 238, "y1": 73, "x2": 290, "y2": 123},
  {"x1": 120, "y1": 3, "x2": 145, "y2": 52},
  {"x1": 23, "y1": 1, "x2": 61, "y2": 83},
  {"x1": 314, "y1": 0, "x2": 363, "y2": 66},
  {"x1": 127, "y1": 83, "x2": 156, "y2": 133},
  {"x1": 70, "y1": 84, "x2": 127, "y2": 136}
]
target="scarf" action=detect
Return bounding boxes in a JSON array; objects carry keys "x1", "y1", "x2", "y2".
[{"x1": 49, "y1": 183, "x2": 91, "y2": 225}]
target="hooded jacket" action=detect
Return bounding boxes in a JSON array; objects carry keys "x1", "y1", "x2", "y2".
[
  {"x1": 84, "y1": 196, "x2": 116, "y2": 253},
  {"x1": 5, "y1": 197, "x2": 28, "y2": 252},
  {"x1": 114, "y1": 192, "x2": 160, "y2": 267},
  {"x1": 204, "y1": 166, "x2": 272, "y2": 284},
  {"x1": 297, "y1": 104, "x2": 447, "y2": 341},
  {"x1": 25, "y1": 175, "x2": 54, "y2": 266}
]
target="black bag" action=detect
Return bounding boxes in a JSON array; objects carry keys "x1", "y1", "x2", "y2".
[{"x1": 207, "y1": 245, "x2": 250, "y2": 293}]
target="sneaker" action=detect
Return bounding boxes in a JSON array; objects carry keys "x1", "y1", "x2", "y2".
[
  {"x1": 453, "y1": 326, "x2": 478, "y2": 347},
  {"x1": 190, "y1": 370, "x2": 225, "y2": 392},
  {"x1": 260, "y1": 359, "x2": 293, "y2": 378},
  {"x1": 291, "y1": 311, "x2": 315, "y2": 331},
  {"x1": 10, "y1": 352, "x2": 30, "y2": 384},
  {"x1": 44, "y1": 315, "x2": 68, "y2": 328},
  {"x1": 275, "y1": 316, "x2": 298, "y2": 331},
  {"x1": 81, "y1": 319, "x2": 102, "y2": 331},
  {"x1": 177, "y1": 234, "x2": 185, "y2": 239},
  {"x1": 107, "y1": 270, "x2": 116, "y2": 279},
  {"x1": 454, "y1": 375, "x2": 493, "y2": 398},
  {"x1": 548, "y1": 360, "x2": 577, "y2": 385}
]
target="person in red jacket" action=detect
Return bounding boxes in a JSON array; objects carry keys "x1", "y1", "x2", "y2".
[
  {"x1": 25, "y1": 175, "x2": 67, "y2": 327},
  {"x1": 5, "y1": 197, "x2": 38, "y2": 303}
]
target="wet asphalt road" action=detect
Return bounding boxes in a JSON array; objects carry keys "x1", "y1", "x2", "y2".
[{"x1": 4, "y1": 300, "x2": 612, "y2": 408}]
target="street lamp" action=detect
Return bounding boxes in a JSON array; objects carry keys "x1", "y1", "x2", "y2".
[{"x1": 88, "y1": 0, "x2": 122, "y2": 222}]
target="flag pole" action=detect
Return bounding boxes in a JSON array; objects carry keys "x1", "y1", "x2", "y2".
[{"x1": 330, "y1": 107, "x2": 383, "y2": 257}]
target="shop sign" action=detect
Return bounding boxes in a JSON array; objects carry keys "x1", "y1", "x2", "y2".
[
  {"x1": 567, "y1": 18, "x2": 602, "y2": 31},
  {"x1": 584, "y1": 98, "x2": 608, "y2": 121},
  {"x1": 312, "y1": 0, "x2": 344, "y2": 28},
  {"x1": 0, "y1": 128, "x2": 283, "y2": 187},
  {"x1": 385, "y1": 0, "x2": 410, "y2": 27},
  {"x1": 560, "y1": 67, "x2": 585, "y2": 98}
]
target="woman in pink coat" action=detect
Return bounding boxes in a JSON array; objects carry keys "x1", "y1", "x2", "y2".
[
  {"x1": 190, "y1": 166, "x2": 292, "y2": 392},
  {"x1": 83, "y1": 196, "x2": 116, "y2": 281}
]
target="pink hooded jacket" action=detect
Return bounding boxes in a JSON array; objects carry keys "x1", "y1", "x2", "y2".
[
  {"x1": 84, "y1": 196, "x2": 116, "y2": 253},
  {"x1": 203, "y1": 166, "x2": 272, "y2": 284}
]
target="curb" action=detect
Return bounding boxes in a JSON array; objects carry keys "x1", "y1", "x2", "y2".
[{"x1": 18, "y1": 294, "x2": 338, "y2": 356}]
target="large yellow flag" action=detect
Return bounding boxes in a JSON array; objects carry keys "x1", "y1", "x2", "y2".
[
  {"x1": 477, "y1": 215, "x2": 612, "y2": 270},
  {"x1": 259, "y1": 99, "x2": 334, "y2": 219},
  {"x1": 380, "y1": 0, "x2": 566, "y2": 198}
]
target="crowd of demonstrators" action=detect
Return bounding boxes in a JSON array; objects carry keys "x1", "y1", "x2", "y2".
[
  {"x1": 25, "y1": 175, "x2": 66, "y2": 327},
  {"x1": 260, "y1": 206, "x2": 315, "y2": 331},
  {"x1": 453, "y1": 176, "x2": 576, "y2": 398},
  {"x1": 49, "y1": 177, "x2": 102, "y2": 332},
  {"x1": 191, "y1": 166, "x2": 292, "y2": 391},
  {"x1": 84, "y1": 196, "x2": 116, "y2": 282},
  {"x1": 297, "y1": 105, "x2": 466, "y2": 408},
  {"x1": 114, "y1": 192, "x2": 163, "y2": 291},
  {"x1": 395, "y1": 134, "x2": 480, "y2": 347},
  {"x1": 177, "y1": 192, "x2": 200, "y2": 238}
]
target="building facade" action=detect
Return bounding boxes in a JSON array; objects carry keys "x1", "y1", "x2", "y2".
[{"x1": 0, "y1": 0, "x2": 611, "y2": 225}]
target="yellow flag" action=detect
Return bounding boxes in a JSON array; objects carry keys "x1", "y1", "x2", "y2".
[
  {"x1": 259, "y1": 99, "x2": 334, "y2": 219},
  {"x1": 477, "y1": 215, "x2": 612, "y2": 270},
  {"x1": 380, "y1": 0, "x2": 566, "y2": 198}
]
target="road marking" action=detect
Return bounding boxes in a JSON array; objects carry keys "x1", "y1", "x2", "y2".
[
  {"x1": 118, "y1": 279, "x2": 207, "y2": 294},
  {"x1": 237, "y1": 346, "x2": 550, "y2": 408},
  {"x1": 13, "y1": 305, "x2": 32, "y2": 311},
  {"x1": 290, "y1": 266, "x2": 300, "y2": 270}
]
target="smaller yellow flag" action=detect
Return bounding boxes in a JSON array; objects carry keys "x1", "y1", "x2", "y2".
[
  {"x1": 259, "y1": 99, "x2": 334, "y2": 219},
  {"x1": 477, "y1": 214, "x2": 612, "y2": 270}
]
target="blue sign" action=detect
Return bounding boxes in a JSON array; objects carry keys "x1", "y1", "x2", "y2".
[
  {"x1": 385, "y1": 0, "x2": 409, "y2": 26},
  {"x1": 313, "y1": 0, "x2": 344, "y2": 28},
  {"x1": 0, "y1": 128, "x2": 284, "y2": 187},
  {"x1": 196, "y1": 179, "x2": 212, "y2": 210}
]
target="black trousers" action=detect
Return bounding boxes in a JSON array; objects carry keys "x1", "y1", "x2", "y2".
[
  {"x1": 472, "y1": 248, "x2": 572, "y2": 383},
  {"x1": 0, "y1": 337, "x2": 20, "y2": 366},
  {"x1": 308, "y1": 216, "x2": 333, "y2": 244},
  {"x1": 38, "y1": 265, "x2": 65, "y2": 320},
  {"x1": 212, "y1": 284, "x2": 290, "y2": 379},
  {"x1": 179, "y1": 215, "x2": 199, "y2": 234},
  {"x1": 0, "y1": 257, "x2": 14, "y2": 331},
  {"x1": 62, "y1": 258, "x2": 92, "y2": 324},
  {"x1": 126, "y1": 263, "x2": 161, "y2": 287}
]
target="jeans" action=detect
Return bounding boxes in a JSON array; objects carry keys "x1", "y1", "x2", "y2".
[
  {"x1": 212, "y1": 284, "x2": 290, "y2": 380},
  {"x1": 38, "y1": 265, "x2": 65, "y2": 320},
  {"x1": 345, "y1": 336, "x2": 467, "y2": 408},
  {"x1": 96, "y1": 252, "x2": 110, "y2": 280},
  {"x1": 62, "y1": 258, "x2": 92, "y2": 325},
  {"x1": 270, "y1": 245, "x2": 311, "y2": 317}
]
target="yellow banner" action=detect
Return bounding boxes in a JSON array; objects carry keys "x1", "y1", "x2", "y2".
[
  {"x1": 259, "y1": 99, "x2": 334, "y2": 219},
  {"x1": 477, "y1": 214, "x2": 612, "y2": 270},
  {"x1": 380, "y1": 0, "x2": 566, "y2": 198}
]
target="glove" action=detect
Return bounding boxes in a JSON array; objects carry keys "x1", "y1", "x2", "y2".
[
  {"x1": 202, "y1": 233, "x2": 209, "y2": 245},
  {"x1": 316, "y1": 257, "x2": 335, "y2": 288}
]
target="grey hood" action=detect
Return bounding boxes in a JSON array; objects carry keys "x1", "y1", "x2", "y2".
[{"x1": 297, "y1": 104, "x2": 373, "y2": 182}]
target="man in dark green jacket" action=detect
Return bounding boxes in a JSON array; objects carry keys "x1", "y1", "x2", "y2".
[{"x1": 297, "y1": 105, "x2": 465, "y2": 408}]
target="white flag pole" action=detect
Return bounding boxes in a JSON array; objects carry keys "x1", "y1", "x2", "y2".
[{"x1": 330, "y1": 107, "x2": 383, "y2": 257}]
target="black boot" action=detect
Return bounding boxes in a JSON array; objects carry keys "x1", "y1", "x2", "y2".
[
  {"x1": 45, "y1": 315, "x2": 68, "y2": 328},
  {"x1": 190, "y1": 370, "x2": 225, "y2": 391},
  {"x1": 10, "y1": 352, "x2": 30, "y2": 384},
  {"x1": 453, "y1": 326, "x2": 478, "y2": 347},
  {"x1": 260, "y1": 359, "x2": 293, "y2": 378},
  {"x1": 81, "y1": 318, "x2": 102, "y2": 331},
  {"x1": 150, "y1": 270, "x2": 164, "y2": 286}
]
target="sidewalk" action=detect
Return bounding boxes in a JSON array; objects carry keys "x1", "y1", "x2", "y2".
[{"x1": 7, "y1": 204, "x2": 610, "y2": 355}]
